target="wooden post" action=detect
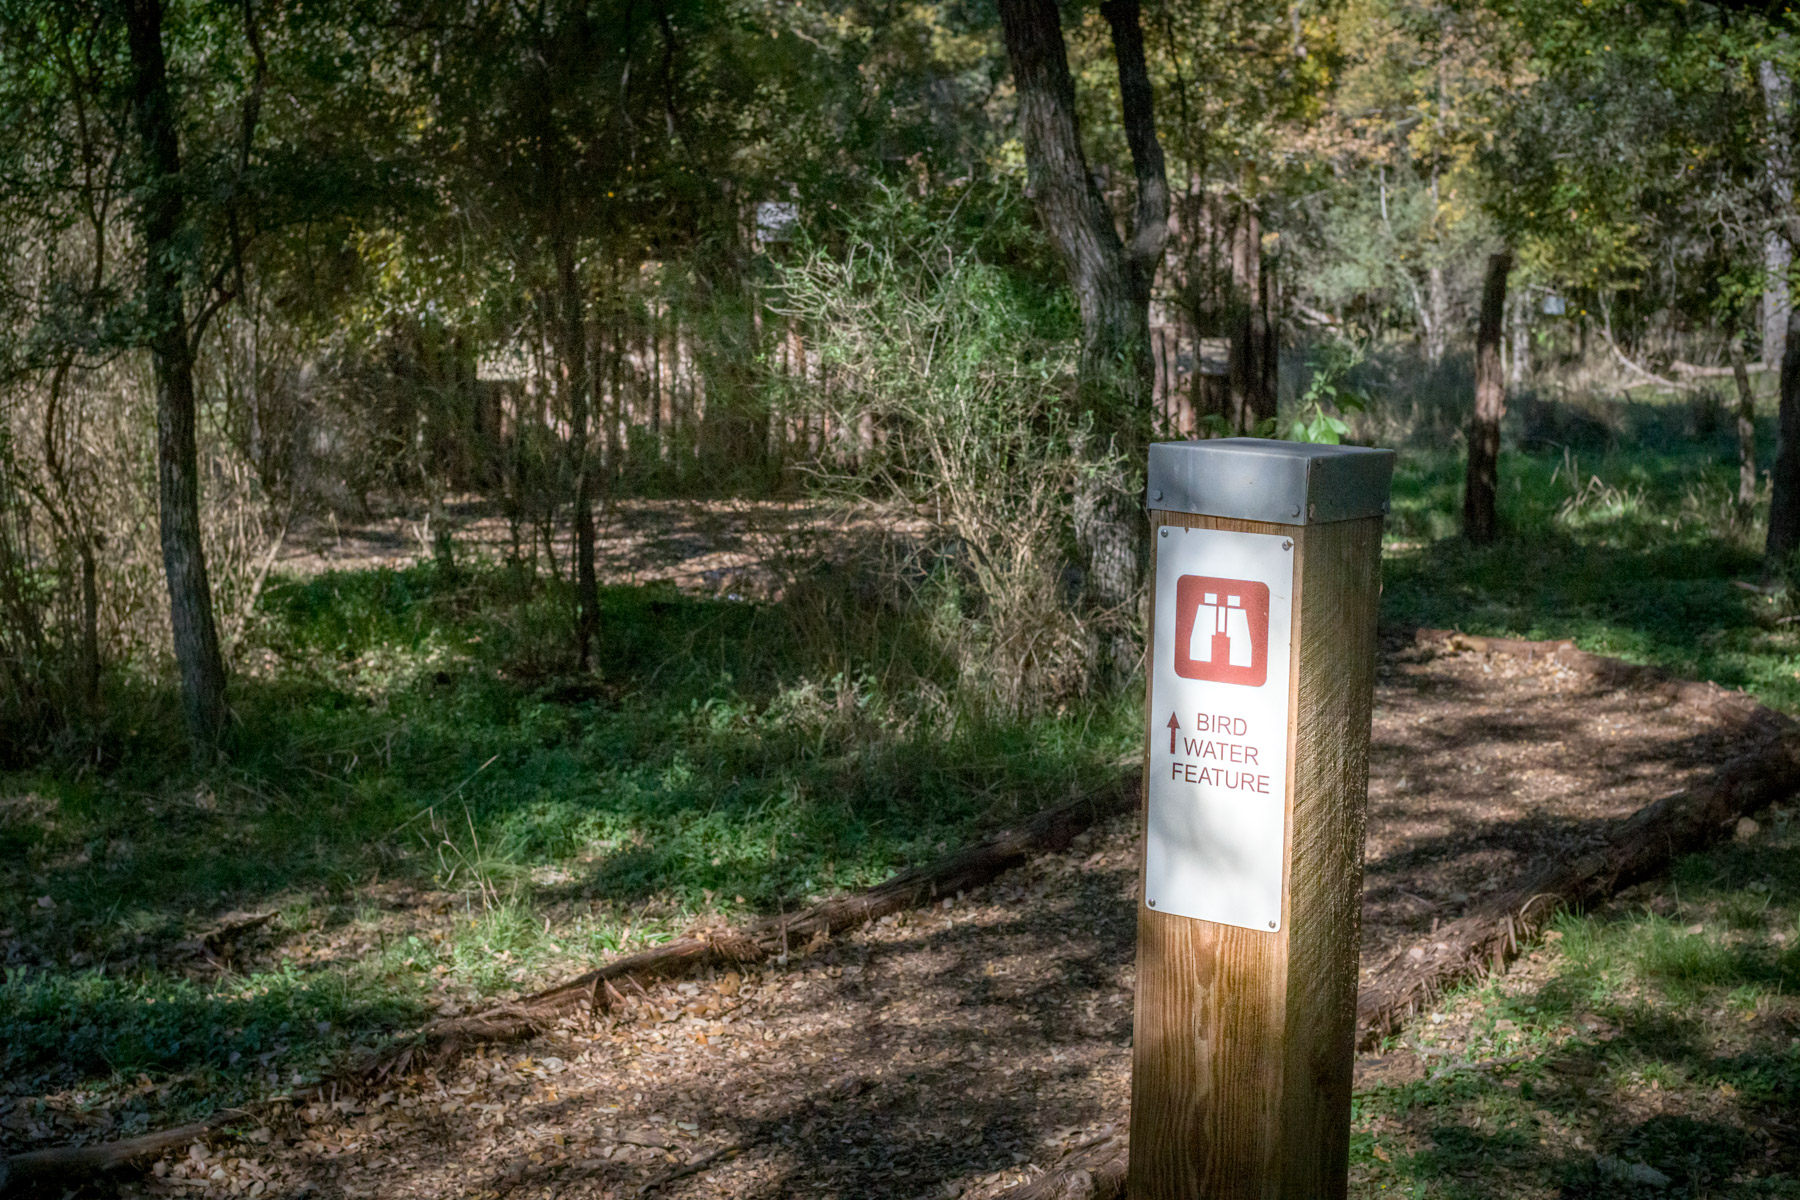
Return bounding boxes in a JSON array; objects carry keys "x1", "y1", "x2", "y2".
[{"x1": 1131, "y1": 439, "x2": 1393, "y2": 1200}]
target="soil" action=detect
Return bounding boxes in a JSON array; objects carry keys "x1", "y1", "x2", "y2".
[
  {"x1": 43, "y1": 635, "x2": 1764, "y2": 1200},
  {"x1": 276, "y1": 498, "x2": 901, "y2": 600}
]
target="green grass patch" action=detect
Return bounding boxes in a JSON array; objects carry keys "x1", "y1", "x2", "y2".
[
  {"x1": 1, "y1": 556, "x2": 1136, "y2": 1115},
  {"x1": 1353, "y1": 805, "x2": 1800, "y2": 1197}
]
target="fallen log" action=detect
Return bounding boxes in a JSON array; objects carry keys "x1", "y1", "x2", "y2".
[
  {"x1": 371, "y1": 772, "x2": 1137, "y2": 1074},
  {"x1": 1001, "y1": 632, "x2": 1800, "y2": 1198},
  {"x1": 0, "y1": 1111, "x2": 245, "y2": 1196},
  {"x1": 1002, "y1": 1130, "x2": 1129, "y2": 1200},
  {"x1": 1355, "y1": 727, "x2": 1800, "y2": 1045}
]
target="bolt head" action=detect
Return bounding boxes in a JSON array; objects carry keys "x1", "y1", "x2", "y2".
[
  {"x1": 1151, "y1": 488, "x2": 1163, "y2": 501},
  {"x1": 1290, "y1": 505, "x2": 1301, "y2": 517}
]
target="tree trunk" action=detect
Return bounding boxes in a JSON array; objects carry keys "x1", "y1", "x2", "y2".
[
  {"x1": 1425, "y1": 261, "x2": 1449, "y2": 366},
  {"x1": 997, "y1": 0, "x2": 1168, "y2": 670},
  {"x1": 1509, "y1": 289, "x2": 1530, "y2": 389},
  {"x1": 1462, "y1": 251, "x2": 1511, "y2": 545},
  {"x1": 554, "y1": 235, "x2": 600, "y2": 671},
  {"x1": 1762, "y1": 60, "x2": 1794, "y2": 365},
  {"x1": 1766, "y1": 312, "x2": 1800, "y2": 566},
  {"x1": 1731, "y1": 336, "x2": 1759, "y2": 511},
  {"x1": 996, "y1": 0, "x2": 1165, "y2": 402},
  {"x1": 1227, "y1": 207, "x2": 1271, "y2": 433},
  {"x1": 1259, "y1": 242, "x2": 1278, "y2": 420},
  {"x1": 124, "y1": 0, "x2": 228, "y2": 749}
]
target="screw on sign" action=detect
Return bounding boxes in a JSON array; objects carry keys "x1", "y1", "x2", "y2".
[{"x1": 1132, "y1": 439, "x2": 1393, "y2": 1200}]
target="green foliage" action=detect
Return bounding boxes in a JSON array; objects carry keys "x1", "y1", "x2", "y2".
[
  {"x1": 1379, "y1": 394, "x2": 1800, "y2": 706},
  {"x1": 770, "y1": 184, "x2": 1093, "y2": 714},
  {"x1": 1288, "y1": 336, "x2": 1370, "y2": 444}
]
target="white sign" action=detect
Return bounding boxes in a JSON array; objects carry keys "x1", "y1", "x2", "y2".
[{"x1": 1145, "y1": 526, "x2": 1294, "y2": 931}]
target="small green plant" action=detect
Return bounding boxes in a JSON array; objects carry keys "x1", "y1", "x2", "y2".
[{"x1": 1288, "y1": 337, "x2": 1370, "y2": 444}]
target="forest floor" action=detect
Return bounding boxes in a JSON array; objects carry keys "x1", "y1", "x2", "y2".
[
  {"x1": 10, "y1": 639, "x2": 1797, "y2": 1198},
  {"x1": 277, "y1": 496, "x2": 904, "y2": 602},
  {"x1": 8, "y1": 424, "x2": 1800, "y2": 1197}
]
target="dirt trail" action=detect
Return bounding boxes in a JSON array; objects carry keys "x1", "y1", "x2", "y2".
[
  {"x1": 277, "y1": 499, "x2": 893, "y2": 600},
  {"x1": 67, "y1": 638, "x2": 1766, "y2": 1200}
]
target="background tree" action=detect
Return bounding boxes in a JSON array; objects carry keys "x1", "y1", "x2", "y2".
[{"x1": 995, "y1": 0, "x2": 1167, "y2": 668}]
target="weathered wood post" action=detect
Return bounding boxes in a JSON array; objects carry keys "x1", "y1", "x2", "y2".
[{"x1": 1130, "y1": 438, "x2": 1393, "y2": 1199}]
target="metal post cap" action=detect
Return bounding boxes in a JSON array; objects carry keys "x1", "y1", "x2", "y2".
[{"x1": 1146, "y1": 438, "x2": 1395, "y2": 526}]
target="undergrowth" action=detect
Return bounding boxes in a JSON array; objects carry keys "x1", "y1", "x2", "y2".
[{"x1": 0, "y1": 558, "x2": 1136, "y2": 1118}]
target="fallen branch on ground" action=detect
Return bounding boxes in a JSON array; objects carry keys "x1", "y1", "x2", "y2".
[
  {"x1": 1001, "y1": 1129, "x2": 1129, "y2": 1200},
  {"x1": 0, "y1": 1111, "x2": 246, "y2": 1196},
  {"x1": 1000, "y1": 630, "x2": 1800, "y2": 1199},
  {"x1": 0, "y1": 775, "x2": 1136, "y2": 1193},
  {"x1": 373, "y1": 773, "x2": 1137, "y2": 1076},
  {"x1": 1354, "y1": 725, "x2": 1800, "y2": 1044},
  {"x1": 1671, "y1": 358, "x2": 1773, "y2": 377}
]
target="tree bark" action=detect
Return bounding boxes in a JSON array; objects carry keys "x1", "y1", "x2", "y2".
[
  {"x1": 998, "y1": 0, "x2": 1166, "y2": 401},
  {"x1": 1731, "y1": 336, "x2": 1759, "y2": 511},
  {"x1": 1509, "y1": 289, "x2": 1530, "y2": 389},
  {"x1": 1462, "y1": 251, "x2": 1511, "y2": 544},
  {"x1": 997, "y1": 0, "x2": 1168, "y2": 668},
  {"x1": 1425, "y1": 261, "x2": 1449, "y2": 365},
  {"x1": 1762, "y1": 60, "x2": 1794, "y2": 365},
  {"x1": 1227, "y1": 207, "x2": 1274, "y2": 432},
  {"x1": 1766, "y1": 311, "x2": 1800, "y2": 566},
  {"x1": 554, "y1": 234, "x2": 600, "y2": 670},
  {"x1": 124, "y1": 0, "x2": 228, "y2": 749}
]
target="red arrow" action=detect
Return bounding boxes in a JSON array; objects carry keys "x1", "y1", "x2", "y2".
[{"x1": 1166, "y1": 711, "x2": 1180, "y2": 754}]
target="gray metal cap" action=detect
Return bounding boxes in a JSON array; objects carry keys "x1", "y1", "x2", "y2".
[{"x1": 1145, "y1": 438, "x2": 1395, "y2": 525}]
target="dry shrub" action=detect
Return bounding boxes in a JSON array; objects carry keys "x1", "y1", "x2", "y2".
[
  {"x1": 769, "y1": 193, "x2": 1091, "y2": 717},
  {"x1": 0, "y1": 314, "x2": 287, "y2": 754}
]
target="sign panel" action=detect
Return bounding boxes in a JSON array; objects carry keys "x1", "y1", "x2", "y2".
[{"x1": 1146, "y1": 526, "x2": 1294, "y2": 931}]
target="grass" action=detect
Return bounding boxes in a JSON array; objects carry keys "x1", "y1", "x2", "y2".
[
  {"x1": 1382, "y1": 396, "x2": 1800, "y2": 705},
  {"x1": 0, "y1": 557, "x2": 1137, "y2": 1121},
  {"x1": 3, "y1": 380, "x2": 1799, "y2": 1184},
  {"x1": 1350, "y1": 805, "x2": 1800, "y2": 1198}
]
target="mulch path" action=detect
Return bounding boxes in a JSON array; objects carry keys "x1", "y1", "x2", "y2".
[{"x1": 21, "y1": 638, "x2": 1773, "y2": 1199}]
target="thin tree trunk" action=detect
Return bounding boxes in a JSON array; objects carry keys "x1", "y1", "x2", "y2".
[
  {"x1": 1762, "y1": 59, "x2": 1794, "y2": 365},
  {"x1": 1228, "y1": 207, "x2": 1262, "y2": 433},
  {"x1": 554, "y1": 235, "x2": 599, "y2": 671},
  {"x1": 1463, "y1": 251, "x2": 1511, "y2": 545},
  {"x1": 997, "y1": 0, "x2": 1168, "y2": 672},
  {"x1": 1258, "y1": 243, "x2": 1278, "y2": 420},
  {"x1": 124, "y1": 0, "x2": 228, "y2": 749},
  {"x1": 1509, "y1": 290, "x2": 1530, "y2": 389},
  {"x1": 1426, "y1": 261, "x2": 1449, "y2": 366},
  {"x1": 1731, "y1": 336, "x2": 1759, "y2": 511},
  {"x1": 1765, "y1": 312, "x2": 1800, "y2": 566},
  {"x1": 41, "y1": 362, "x2": 101, "y2": 707}
]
